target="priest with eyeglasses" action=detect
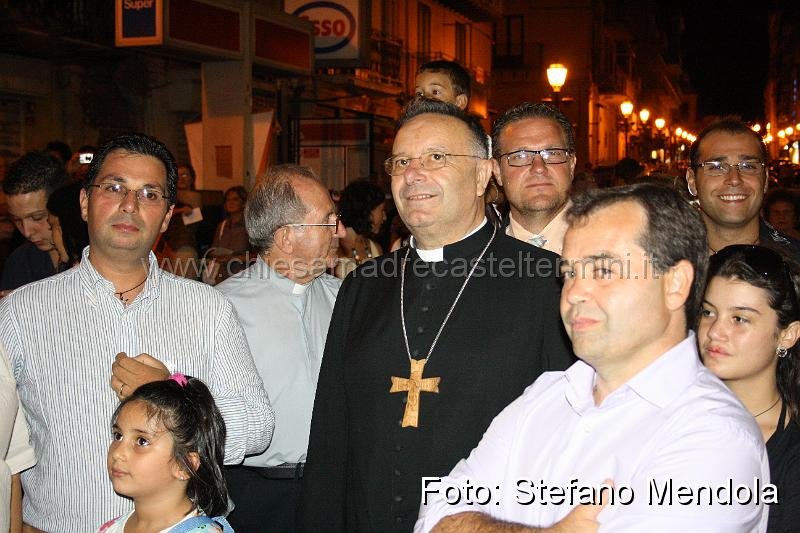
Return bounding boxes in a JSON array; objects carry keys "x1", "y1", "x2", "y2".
[{"x1": 297, "y1": 98, "x2": 573, "y2": 532}]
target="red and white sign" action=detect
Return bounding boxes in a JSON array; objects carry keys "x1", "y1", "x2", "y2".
[{"x1": 285, "y1": 0, "x2": 362, "y2": 64}]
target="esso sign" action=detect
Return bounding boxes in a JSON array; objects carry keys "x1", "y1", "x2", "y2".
[
  {"x1": 291, "y1": 1, "x2": 356, "y2": 54},
  {"x1": 312, "y1": 18, "x2": 347, "y2": 37}
]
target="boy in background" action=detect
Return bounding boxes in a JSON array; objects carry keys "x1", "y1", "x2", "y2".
[{"x1": 414, "y1": 60, "x2": 470, "y2": 110}]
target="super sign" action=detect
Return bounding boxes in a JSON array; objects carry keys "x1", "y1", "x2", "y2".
[{"x1": 291, "y1": 1, "x2": 356, "y2": 54}]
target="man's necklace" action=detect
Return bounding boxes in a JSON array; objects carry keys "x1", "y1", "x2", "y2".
[
  {"x1": 389, "y1": 224, "x2": 497, "y2": 427},
  {"x1": 115, "y1": 277, "x2": 148, "y2": 303}
]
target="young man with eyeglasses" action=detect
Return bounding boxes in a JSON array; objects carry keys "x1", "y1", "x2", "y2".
[
  {"x1": 0, "y1": 132, "x2": 273, "y2": 532},
  {"x1": 686, "y1": 116, "x2": 800, "y2": 259},
  {"x1": 298, "y1": 99, "x2": 573, "y2": 532},
  {"x1": 491, "y1": 103, "x2": 576, "y2": 255},
  {"x1": 217, "y1": 164, "x2": 344, "y2": 532}
]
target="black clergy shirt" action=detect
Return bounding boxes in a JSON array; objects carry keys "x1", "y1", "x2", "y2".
[{"x1": 297, "y1": 222, "x2": 574, "y2": 532}]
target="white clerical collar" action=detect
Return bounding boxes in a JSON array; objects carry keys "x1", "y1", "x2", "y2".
[
  {"x1": 259, "y1": 256, "x2": 311, "y2": 295},
  {"x1": 411, "y1": 218, "x2": 488, "y2": 263},
  {"x1": 292, "y1": 282, "x2": 310, "y2": 295}
]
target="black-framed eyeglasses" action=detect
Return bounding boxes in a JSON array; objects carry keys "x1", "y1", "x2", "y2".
[
  {"x1": 498, "y1": 149, "x2": 573, "y2": 167},
  {"x1": 694, "y1": 160, "x2": 765, "y2": 177},
  {"x1": 384, "y1": 152, "x2": 483, "y2": 176},
  {"x1": 89, "y1": 183, "x2": 168, "y2": 205},
  {"x1": 282, "y1": 213, "x2": 341, "y2": 232}
]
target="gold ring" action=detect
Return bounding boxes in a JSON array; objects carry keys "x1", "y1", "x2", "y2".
[{"x1": 119, "y1": 383, "x2": 125, "y2": 396}]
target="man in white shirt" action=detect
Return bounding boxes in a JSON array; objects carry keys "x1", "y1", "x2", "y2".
[
  {"x1": 0, "y1": 133, "x2": 273, "y2": 532},
  {"x1": 492, "y1": 103, "x2": 575, "y2": 255},
  {"x1": 417, "y1": 183, "x2": 770, "y2": 532},
  {"x1": 218, "y1": 164, "x2": 344, "y2": 532}
]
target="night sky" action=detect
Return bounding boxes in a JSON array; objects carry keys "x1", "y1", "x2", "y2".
[{"x1": 678, "y1": 0, "x2": 769, "y2": 122}]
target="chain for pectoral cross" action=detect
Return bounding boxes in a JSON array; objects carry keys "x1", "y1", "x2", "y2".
[{"x1": 390, "y1": 224, "x2": 497, "y2": 428}]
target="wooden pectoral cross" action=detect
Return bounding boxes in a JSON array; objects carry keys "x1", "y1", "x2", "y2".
[{"x1": 390, "y1": 358, "x2": 441, "y2": 428}]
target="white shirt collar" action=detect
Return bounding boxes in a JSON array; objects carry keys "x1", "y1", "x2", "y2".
[
  {"x1": 411, "y1": 218, "x2": 488, "y2": 263},
  {"x1": 292, "y1": 281, "x2": 310, "y2": 295}
]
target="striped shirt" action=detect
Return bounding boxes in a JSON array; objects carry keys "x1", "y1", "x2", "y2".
[{"x1": 0, "y1": 247, "x2": 274, "y2": 532}]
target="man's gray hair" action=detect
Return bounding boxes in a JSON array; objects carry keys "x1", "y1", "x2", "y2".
[{"x1": 245, "y1": 164, "x2": 316, "y2": 252}]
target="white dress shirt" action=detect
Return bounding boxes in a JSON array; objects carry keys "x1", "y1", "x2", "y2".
[
  {"x1": 505, "y1": 202, "x2": 570, "y2": 255},
  {"x1": 218, "y1": 257, "x2": 340, "y2": 466},
  {"x1": 416, "y1": 334, "x2": 770, "y2": 532}
]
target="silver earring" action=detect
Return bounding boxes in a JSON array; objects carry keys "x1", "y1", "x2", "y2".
[{"x1": 777, "y1": 347, "x2": 788, "y2": 358}]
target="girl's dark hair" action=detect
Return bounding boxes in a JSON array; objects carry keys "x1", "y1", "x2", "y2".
[
  {"x1": 706, "y1": 245, "x2": 800, "y2": 421},
  {"x1": 338, "y1": 180, "x2": 385, "y2": 237},
  {"x1": 46, "y1": 182, "x2": 89, "y2": 265},
  {"x1": 112, "y1": 376, "x2": 228, "y2": 516}
]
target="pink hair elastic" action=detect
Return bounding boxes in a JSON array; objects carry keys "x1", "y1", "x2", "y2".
[{"x1": 169, "y1": 372, "x2": 188, "y2": 387}]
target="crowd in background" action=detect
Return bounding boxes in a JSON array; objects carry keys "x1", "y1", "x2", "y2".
[
  {"x1": 0, "y1": 60, "x2": 798, "y2": 533},
  {"x1": 2, "y1": 143, "x2": 800, "y2": 289}
]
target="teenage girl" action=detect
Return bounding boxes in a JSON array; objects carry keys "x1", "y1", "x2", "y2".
[{"x1": 698, "y1": 245, "x2": 800, "y2": 532}]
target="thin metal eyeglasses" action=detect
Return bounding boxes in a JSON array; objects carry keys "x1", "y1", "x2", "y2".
[
  {"x1": 384, "y1": 152, "x2": 483, "y2": 176},
  {"x1": 694, "y1": 160, "x2": 765, "y2": 177},
  {"x1": 499, "y1": 148, "x2": 573, "y2": 166},
  {"x1": 89, "y1": 183, "x2": 167, "y2": 205},
  {"x1": 282, "y1": 214, "x2": 342, "y2": 231}
]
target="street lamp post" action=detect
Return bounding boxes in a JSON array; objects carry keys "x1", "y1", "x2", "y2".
[
  {"x1": 620, "y1": 100, "x2": 633, "y2": 158},
  {"x1": 654, "y1": 118, "x2": 666, "y2": 162},
  {"x1": 638, "y1": 108, "x2": 650, "y2": 160},
  {"x1": 639, "y1": 107, "x2": 652, "y2": 159},
  {"x1": 546, "y1": 63, "x2": 568, "y2": 110}
]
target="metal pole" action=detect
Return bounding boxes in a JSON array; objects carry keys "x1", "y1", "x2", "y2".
[{"x1": 624, "y1": 120, "x2": 629, "y2": 158}]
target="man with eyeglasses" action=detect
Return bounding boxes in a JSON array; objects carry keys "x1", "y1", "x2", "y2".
[
  {"x1": 1, "y1": 151, "x2": 69, "y2": 293},
  {"x1": 298, "y1": 98, "x2": 572, "y2": 532},
  {"x1": 686, "y1": 116, "x2": 800, "y2": 258},
  {"x1": 491, "y1": 103, "x2": 576, "y2": 255},
  {"x1": 0, "y1": 132, "x2": 273, "y2": 532},
  {"x1": 217, "y1": 164, "x2": 344, "y2": 532}
]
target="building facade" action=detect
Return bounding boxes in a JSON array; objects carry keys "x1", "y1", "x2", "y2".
[
  {"x1": 0, "y1": 0, "x2": 314, "y2": 191},
  {"x1": 290, "y1": 0, "x2": 497, "y2": 191},
  {"x1": 490, "y1": 0, "x2": 695, "y2": 171}
]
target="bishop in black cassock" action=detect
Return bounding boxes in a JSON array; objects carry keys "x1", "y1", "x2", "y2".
[{"x1": 297, "y1": 100, "x2": 574, "y2": 532}]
